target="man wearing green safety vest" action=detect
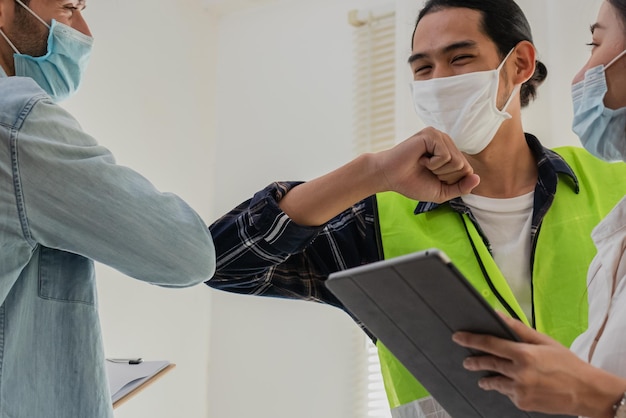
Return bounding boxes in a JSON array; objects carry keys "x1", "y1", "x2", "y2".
[{"x1": 206, "y1": 0, "x2": 626, "y2": 417}]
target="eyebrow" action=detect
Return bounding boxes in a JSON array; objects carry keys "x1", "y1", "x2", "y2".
[
  {"x1": 407, "y1": 40, "x2": 478, "y2": 64},
  {"x1": 590, "y1": 22, "x2": 605, "y2": 34}
]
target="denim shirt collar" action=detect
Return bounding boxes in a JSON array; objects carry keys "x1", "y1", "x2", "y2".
[{"x1": 414, "y1": 133, "x2": 579, "y2": 215}]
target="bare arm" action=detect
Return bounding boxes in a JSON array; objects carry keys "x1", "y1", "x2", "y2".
[
  {"x1": 280, "y1": 127, "x2": 481, "y2": 226},
  {"x1": 453, "y1": 315, "x2": 626, "y2": 418}
]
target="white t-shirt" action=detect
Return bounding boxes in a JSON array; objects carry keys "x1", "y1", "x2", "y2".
[
  {"x1": 570, "y1": 196, "x2": 626, "y2": 378},
  {"x1": 461, "y1": 192, "x2": 534, "y2": 320}
]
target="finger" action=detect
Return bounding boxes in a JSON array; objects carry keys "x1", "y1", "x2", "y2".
[
  {"x1": 432, "y1": 166, "x2": 473, "y2": 184},
  {"x1": 477, "y1": 375, "x2": 516, "y2": 398},
  {"x1": 419, "y1": 129, "x2": 461, "y2": 170},
  {"x1": 452, "y1": 331, "x2": 521, "y2": 360},
  {"x1": 499, "y1": 315, "x2": 559, "y2": 346},
  {"x1": 462, "y1": 354, "x2": 515, "y2": 377},
  {"x1": 436, "y1": 174, "x2": 480, "y2": 201},
  {"x1": 463, "y1": 354, "x2": 500, "y2": 371},
  {"x1": 420, "y1": 144, "x2": 469, "y2": 173},
  {"x1": 419, "y1": 157, "x2": 472, "y2": 187}
]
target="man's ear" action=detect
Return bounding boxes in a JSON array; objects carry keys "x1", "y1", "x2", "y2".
[{"x1": 511, "y1": 40, "x2": 537, "y2": 85}]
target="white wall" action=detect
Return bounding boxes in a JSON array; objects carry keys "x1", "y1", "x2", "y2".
[
  {"x1": 207, "y1": 1, "x2": 386, "y2": 417},
  {"x1": 62, "y1": 1, "x2": 218, "y2": 417},
  {"x1": 57, "y1": 1, "x2": 607, "y2": 418}
]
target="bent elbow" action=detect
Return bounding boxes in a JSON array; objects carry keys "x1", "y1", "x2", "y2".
[{"x1": 155, "y1": 237, "x2": 217, "y2": 288}]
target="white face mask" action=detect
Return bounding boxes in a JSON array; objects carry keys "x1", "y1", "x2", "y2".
[{"x1": 410, "y1": 49, "x2": 519, "y2": 155}]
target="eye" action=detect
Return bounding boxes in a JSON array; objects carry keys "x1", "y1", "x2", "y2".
[
  {"x1": 63, "y1": 1, "x2": 85, "y2": 12},
  {"x1": 451, "y1": 55, "x2": 473, "y2": 64},
  {"x1": 412, "y1": 65, "x2": 433, "y2": 80},
  {"x1": 414, "y1": 65, "x2": 432, "y2": 75}
]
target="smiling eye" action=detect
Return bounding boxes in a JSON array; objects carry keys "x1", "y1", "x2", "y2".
[
  {"x1": 414, "y1": 65, "x2": 431, "y2": 74},
  {"x1": 64, "y1": 1, "x2": 85, "y2": 12},
  {"x1": 451, "y1": 55, "x2": 473, "y2": 63}
]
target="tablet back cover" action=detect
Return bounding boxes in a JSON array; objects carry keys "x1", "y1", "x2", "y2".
[{"x1": 326, "y1": 249, "x2": 573, "y2": 418}]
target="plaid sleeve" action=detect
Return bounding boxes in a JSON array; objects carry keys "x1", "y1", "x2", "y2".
[{"x1": 206, "y1": 181, "x2": 381, "y2": 309}]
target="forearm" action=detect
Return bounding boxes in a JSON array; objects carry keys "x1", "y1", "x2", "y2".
[
  {"x1": 19, "y1": 101, "x2": 215, "y2": 286},
  {"x1": 209, "y1": 182, "x2": 324, "y2": 275},
  {"x1": 279, "y1": 127, "x2": 480, "y2": 226},
  {"x1": 279, "y1": 153, "x2": 381, "y2": 226},
  {"x1": 208, "y1": 184, "x2": 380, "y2": 302}
]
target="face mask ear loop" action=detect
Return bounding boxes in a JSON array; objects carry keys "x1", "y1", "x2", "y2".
[
  {"x1": 496, "y1": 47, "x2": 516, "y2": 72},
  {"x1": 14, "y1": 0, "x2": 50, "y2": 29},
  {"x1": 496, "y1": 47, "x2": 519, "y2": 112},
  {"x1": 605, "y1": 49, "x2": 626, "y2": 71},
  {"x1": 499, "y1": 84, "x2": 521, "y2": 113},
  {"x1": 0, "y1": 29, "x2": 19, "y2": 54}
]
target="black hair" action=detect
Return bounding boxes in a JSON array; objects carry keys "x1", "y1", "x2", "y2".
[{"x1": 414, "y1": 0, "x2": 547, "y2": 107}]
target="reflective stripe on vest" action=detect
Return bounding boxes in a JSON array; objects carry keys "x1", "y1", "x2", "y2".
[
  {"x1": 375, "y1": 147, "x2": 626, "y2": 416},
  {"x1": 390, "y1": 397, "x2": 449, "y2": 418}
]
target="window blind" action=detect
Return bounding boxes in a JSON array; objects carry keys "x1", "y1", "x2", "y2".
[
  {"x1": 349, "y1": 7, "x2": 396, "y2": 418},
  {"x1": 351, "y1": 9, "x2": 397, "y2": 155}
]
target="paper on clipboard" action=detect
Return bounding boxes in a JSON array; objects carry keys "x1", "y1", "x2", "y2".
[{"x1": 106, "y1": 359, "x2": 173, "y2": 407}]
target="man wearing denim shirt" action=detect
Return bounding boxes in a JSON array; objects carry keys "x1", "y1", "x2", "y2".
[{"x1": 0, "y1": 1, "x2": 215, "y2": 417}]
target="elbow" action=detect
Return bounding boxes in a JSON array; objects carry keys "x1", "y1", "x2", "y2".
[
  {"x1": 168, "y1": 258, "x2": 216, "y2": 288},
  {"x1": 155, "y1": 237, "x2": 217, "y2": 288}
]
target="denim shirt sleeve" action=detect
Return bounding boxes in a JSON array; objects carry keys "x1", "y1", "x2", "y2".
[{"x1": 14, "y1": 96, "x2": 215, "y2": 287}]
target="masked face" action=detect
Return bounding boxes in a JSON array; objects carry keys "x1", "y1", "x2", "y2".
[
  {"x1": 0, "y1": 0, "x2": 93, "y2": 102},
  {"x1": 411, "y1": 49, "x2": 519, "y2": 155},
  {"x1": 571, "y1": 49, "x2": 626, "y2": 162}
]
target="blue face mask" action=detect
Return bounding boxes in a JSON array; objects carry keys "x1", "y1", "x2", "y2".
[
  {"x1": 0, "y1": 0, "x2": 93, "y2": 102},
  {"x1": 571, "y1": 49, "x2": 626, "y2": 162}
]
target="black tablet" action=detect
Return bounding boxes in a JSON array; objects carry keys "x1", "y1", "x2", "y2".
[{"x1": 326, "y1": 249, "x2": 573, "y2": 418}]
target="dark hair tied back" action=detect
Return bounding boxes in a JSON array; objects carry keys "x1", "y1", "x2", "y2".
[{"x1": 521, "y1": 60, "x2": 547, "y2": 107}]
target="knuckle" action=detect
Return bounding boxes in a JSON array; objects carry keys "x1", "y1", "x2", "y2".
[{"x1": 516, "y1": 347, "x2": 536, "y2": 365}]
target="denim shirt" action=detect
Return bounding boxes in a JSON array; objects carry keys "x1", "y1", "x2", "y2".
[{"x1": 0, "y1": 72, "x2": 215, "y2": 417}]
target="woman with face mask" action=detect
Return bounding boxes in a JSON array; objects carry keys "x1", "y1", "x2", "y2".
[{"x1": 453, "y1": 1, "x2": 626, "y2": 417}]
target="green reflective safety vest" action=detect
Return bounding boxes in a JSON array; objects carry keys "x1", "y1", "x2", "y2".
[{"x1": 374, "y1": 147, "x2": 626, "y2": 417}]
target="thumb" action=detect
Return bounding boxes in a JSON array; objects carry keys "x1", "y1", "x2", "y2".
[
  {"x1": 439, "y1": 174, "x2": 481, "y2": 200},
  {"x1": 457, "y1": 174, "x2": 481, "y2": 195}
]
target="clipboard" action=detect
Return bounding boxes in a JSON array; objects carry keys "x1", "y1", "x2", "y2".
[
  {"x1": 325, "y1": 249, "x2": 574, "y2": 418},
  {"x1": 106, "y1": 359, "x2": 176, "y2": 409}
]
